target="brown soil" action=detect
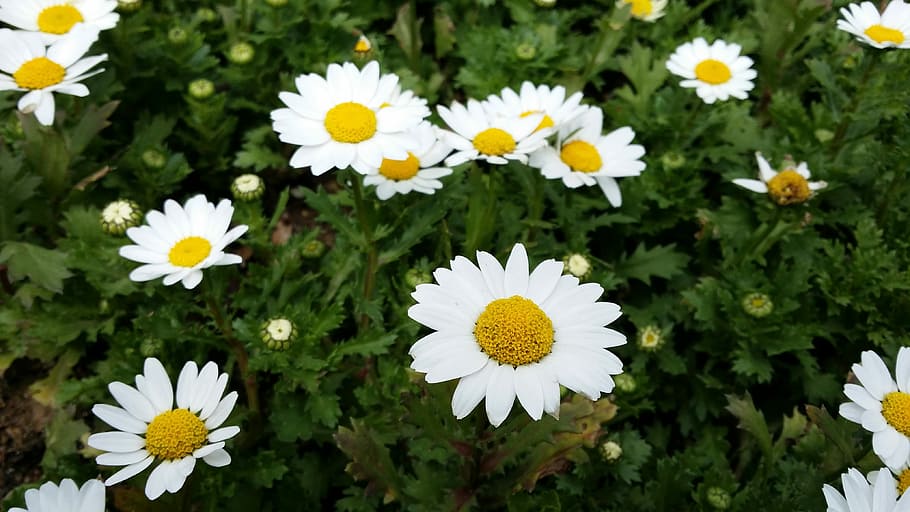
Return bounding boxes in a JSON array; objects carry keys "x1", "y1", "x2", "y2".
[{"x1": 0, "y1": 358, "x2": 53, "y2": 499}]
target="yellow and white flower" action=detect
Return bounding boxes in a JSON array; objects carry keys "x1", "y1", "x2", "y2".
[
  {"x1": 732, "y1": 152, "x2": 826, "y2": 205},
  {"x1": 88, "y1": 358, "x2": 240, "y2": 500},
  {"x1": 837, "y1": 1, "x2": 910, "y2": 49},
  {"x1": 9, "y1": 479, "x2": 105, "y2": 512},
  {"x1": 665, "y1": 37, "x2": 756, "y2": 104},
  {"x1": 823, "y1": 468, "x2": 910, "y2": 511},
  {"x1": 118, "y1": 195, "x2": 248, "y2": 290},
  {"x1": 0, "y1": 25, "x2": 106, "y2": 126},
  {"x1": 839, "y1": 348, "x2": 910, "y2": 469},
  {"x1": 0, "y1": 0, "x2": 119, "y2": 42},
  {"x1": 363, "y1": 122, "x2": 453, "y2": 200},
  {"x1": 483, "y1": 81, "x2": 585, "y2": 134},
  {"x1": 408, "y1": 243, "x2": 626, "y2": 427},
  {"x1": 616, "y1": 0, "x2": 667, "y2": 22},
  {"x1": 437, "y1": 99, "x2": 549, "y2": 166},
  {"x1": 528, "y1": 106, "x2": 645, "y2": 207},
  {"x1": 271, "y1": 61, "x2": 428, "y2": 176}
]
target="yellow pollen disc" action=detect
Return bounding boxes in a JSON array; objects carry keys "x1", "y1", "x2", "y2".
[
  {"x1": 520, "y1": 110, "x2": 555, "y2": 132},
  {"x1": 865, "y1": 24, "x2": 905, "y2": 45},
  {"x1": 324, "y1": 102, "x2": 377, "y2": 143},
  {"x1": 379, "y1": 152, "x2": 420, "y2": 180},
  {"x1": 766, "y1": 169, "x2": 810, "y2": 205},
  {"x1": 560, "y1": 140, "x2": 603, "y2": 173},
  {"x1": 473, "y1": 295, "x2": 554, "y2": 366},
  {"x1": 354, "y1": 37, "x2": 372, "y2": 53},
  {"x1": 13, "y1": 57, "x2": 66, "y2": 90},
  {"x1": 751, "y1": 297, "x2": 766, "y2": 308},
  {"x1": 472, "y1": 128, "x2": 516, "y2": 156},
  {"x1": 168, "y1": 236, "x2": 212, "y2": 267},
  {"x1": 379, "y1": 102, "x2": 391, "y2": 109},
  {"x1": 625, "y1": 0, "x2": 653, "y2": 16},
  {"x1": 882, "y1": 392, "x2": 910, "y2": 437},
  {"x1": 694, "y1": 59, "x2": 732, "y2": 85},
  {"x1": 145, "y1": 409, "x2": 208, "y2": 460},
  {"x1": 37, "y1": 4, "x2": 84, "y2": 34},
  {"x1": 899, "y1": 469, "x2": 910, "y2": 495}
]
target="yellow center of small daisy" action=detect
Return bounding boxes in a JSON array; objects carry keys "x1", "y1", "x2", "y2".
[
  {"x1": 899, "y1": 468, "x2": 910, "y2": 495},
  {"x1": 37, "y1": 4, "x2": 84, "y2": 34},
  {"x1": 13, "y1": 57, "x2": 66, "y2": 90},
  {"x1": 560, "y1": 140, "x2": 603, "y2": 173},
  {"x1": 625, "y1": 0, "x2": 653, "y2": 16},
  {"x1": 766, "y1": 169, "x2": 810, "y2": 205},
  {"x1": 145, "y1": 409, "x2": 208, "y2": 460},
  {"x1": 379, "y1": 152, "x2": 420, "y2": 180},
  {"x1": 168, "y1": 237, "x2": 212, "y2": 267},
  {"x1": 520, "y1": 110, "x2": 555, "y2": 132},
  {"x1": 882, "y1": 392, "x2": 910, "y2": 437},
  {"x1": 324, "y1": 102, "x2": 377, "y2": 143},
  {"x1": 354, "y1": 37, "x2": 371, "y2": 53},
  {"x1": 751, "y1": 297, "x2": 766, "y2": 308},
  {"x1": 473, "y1": 296, "x2": 554, "y2": 366},
  {"x1": 865, "y1": 24, "x2": 904, "y2": 45},
  {"x1": 472, "y1": 128, "x2": 517, "y2": 156},
  {"x1": 694, "y1": 59, "x2": 732, "y2": 85}
]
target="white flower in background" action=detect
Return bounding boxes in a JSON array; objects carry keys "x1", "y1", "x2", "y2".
[
  {"x1": 666, "y1": 37, "x2": 757, "y2": 104},
  {"x1": 0, "y1": 25, "x2": 106, "y2": 126},
  {"x1": 616, "y1": 0, "x2": 668, "y2": 22},
  {"x1": 823, "y1": 467, "x2": 910, "y2": 511},
  {"x1": 353, "y1": 34, "x2": 372, "y2": 54},
  {"x1": 528, "y1": 106, "x2": 645, "y2": 207},
  {"x1": 732, "y1": 152, "x2": 826, "y2": 205},
  {"x1": 437, "y1": 99, "x2": 549, "y2": 167},
  {"x1": 408, "y1": 243, "x2": 626, "y2": 427},
  {"x1": 363, "y1": 122, "x2": 454, "y2": 200},
  {"x1": 0, "y1": 0, "x2": 119, "y2": 42},
  {"x1": 118, "y1": 195, "x2": 248, "y2": 290},
  {"x1": 9, "y1": 479, "x2": 105, "y2": 512},
  {"x1": 483, "y1": 81, "x2": 586, "y2": 134},
  {"x1": 837, "y1": 1, "x2": 910, "y2": 49},
  {"x1": 88, "y1": 358, "x2": 240, "y2": 500},
  {"x1": 271, "y1": 61, "x2": 427, "y2": 176}
]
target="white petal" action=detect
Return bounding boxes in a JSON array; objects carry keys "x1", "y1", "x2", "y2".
[
  {"x1": 104, "y1": 456, "x2": 154, "y2": 486},
  {"x1": 484, "y1": 364, "x2": 516, "y2": 427},
  {"x1": 203, "y1": 448, "x2": 232, "y2": 467}
]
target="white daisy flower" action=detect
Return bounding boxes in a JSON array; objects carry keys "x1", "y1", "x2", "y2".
[
  {"x1": 839, "y1": 348, "x2": 910, "y2": 469},
  {"x1": 9, "y1": 479, "x2": 104, "y2": 512},
  {"x1": 837, "y1": 1, "x2": 910, "y2": 49},
  {"x1": 823, "y1": 467, "x2": 910, "y2": 511},
  {"x1": 118, "y1": 194, "x2": 248, "y2": 290},
  {"x1": 271, "y1": 60, "x2": 427, "y2": 176},
  {"x1": 732, "y1": 152, "x2": 826, "y2": 205},
  {"x1": 528, "y1": 106, "x2": 645, "y2": 207},
  {"x1": 483, "y1": 81, "x2": 586, "y2": 134},
  {"x1": 408, "y1": 243, "x2": 626, "y2": 427},
  {"x1": 87, "y1": 358, "x2": 240, "y2": 500},
  {"x1": 0, "y1": 25, "x2": 106, "y2": 126},
  {"x1": 616, "y1": 0, "x2": 668, "y2": 22},
  {"x1": 0, "y1": 0, "x2": 119, "y2": 43},
  {"x1": 363, "y1": 121, "x2": 454, "y2": 200},
  {"x1": 437, "y1": 99, "x2": 549, "y2": 167},
  {"x1": 665, "y1": 37, "x2": 757, "y2": 104}
]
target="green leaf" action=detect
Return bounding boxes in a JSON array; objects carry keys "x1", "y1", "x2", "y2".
[
  {"x1": 19, "y1": 112, "x2": 70, "y2": 196},
  {"x1": 614, "y1": 243, "x2": 689, "y2": 284},
  {"x1": 66, "y1": 101, "x2": 119, "y2": 157},
  {"x1": 725, "y1": 393, "x2": 773, "y2": 460},
  {"x1": 0, "y1": 242, "x2": 72, "y2": 295},
  {"x1": 0, "y1": 147, "x2": 41, "y2": 242}
]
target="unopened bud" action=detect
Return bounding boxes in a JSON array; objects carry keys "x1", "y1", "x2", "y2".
[
  {"x1": 188, "y1": 78, "x2": 215, "y2": 99},
  {"x1": 261, "y1": 317, "x2": 297, "y2": 350},
  {"x1": 101, "y1": 199, "x2": 143, "y2": 235}
]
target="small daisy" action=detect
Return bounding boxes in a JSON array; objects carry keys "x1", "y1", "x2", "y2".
[
  {"x1": 363, "y1": 121, "x2": 453, "y2": 200},
  {"x1": 118, "y1": 194, "x2": 248, "y2": 290},
  {"x1": 353, "y1": 34, "x2": 372, "y2": 54},
  {"x1": 665, "y1": 37, "x2": 757, "y2": 104},
  {"x1": 483, "y1": 81, "x2": 586, "y2": 133},
  {"x1": 271, "y1": 60, "x2": 427, "y2": 176},
  {"x1": 9, "y1": 479, "x2": 105, "y2": 512},
  {"x1": 732, "y1": 152, "x2": 827, "y2": 205},
  {"x1": 528, "y1": 106, "x2": 646, "y2": 207},
  {"x1": 438, "y1": 99, "x2": 549, "y2": 167},
  {"x1": 100, "y1": 199, "x2": 142, "y2": 235},
  {"x1": 616, "y1": 0, "x2": 668, "y2": 22},
  {"x1": 837, "y1": 1, "x2": 910, "y2": 49},
  {"x1": 88, "y1": 358, "x2": 240, "y2": 500},
  {"x1": 839, "y1": 348, "x2": 910, "y2": 469},
  {"x1": 408, "y1": 243, "x2": 627, "y2": 427},
  {"x1": 823, "y1": 468, "x2": 910, "y2": 511},
  {"x1": 0, "y1": 0, "x2": 119, "y2": 42},
  {"x1": 0, "y1": 25, "x2": 107, "y2": 126}
]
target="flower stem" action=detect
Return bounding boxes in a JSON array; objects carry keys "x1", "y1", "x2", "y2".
[
  {"x1": 830, "y1": 50, "x2": 878, "y2": 156},
  {"x1": 350, "y1": 174, "x2": 378, "y2": 330},
  {"x1": 204, "y1": 280, "x2": 260, "y2": 416}
]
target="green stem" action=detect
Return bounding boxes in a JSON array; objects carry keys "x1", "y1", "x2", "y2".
[
  {"x1": 524, "y1": 172, "x2": 545, "y2": 244},
  {"x1": 408, "y1": 0, "x2": 420, "y2": 74},
  {"x1": 830, "y1": 51, "x2": 878, "y2": 155},
  {"x1": 350, "y1": 175, "x2": 378, "y2": 329},
  {"x1": 204, "y1": 280, "x2": 260, "y2": 416}
]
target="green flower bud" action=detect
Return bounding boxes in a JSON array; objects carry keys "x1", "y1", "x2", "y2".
[
  {"x1": 101, "y1": 199, "x2": 143, "y2": 235},
  {"x1": 637, "y1": 325, "x2": 664, "y2": 352},
  {"x1": 196, "y1": 7, "x2": 217, "y2": 22},
  {"x1": 706, "y1": 487, "x2": 731, "y2": 510},
  {"x1": 600, "y1": 440, "x2": 622, "y2": 461},
  {"x1": 741, "y1": 292, "x2": 773, "y2": 318},
  {"x1": 228, "y1": 42, "x2": 255, "y2": 65},
  {"x1": 140, "y1": 337, "x2": 163, "y2": 357},
  {"x1": 188, "y1": 78, "x2": 215, "y2": 99},
  {"x1": 231, "y1": 174, "x2": 265, "y2": 201},
  {"x1": 563, "y1": 253, "x2": 591, "y2": 279},
  {"x1": 515, "y1": 43, "x2": 537, "y2": 60},
  {"x1": 141, "y1": 149, "x2": 167, "y2": 169},
  {"x1": 613, "y1": 373, "x2": 637, "y2": 393},
  {"x1": 405, "y1": 268, "x2": 432, "y2": 288},
  {"x1": 661, "y1": 151, "x2": 686, "y2": 170},
  {"x1": 117, "y1": 0, "x2": 142, "y2": 12},
  {"x1": 534, "y1": 0, "x2": 556, "y2": 6},
  {"x1": 260, "y1": 317, "x2": 297, "y2": 350},
  {"x1": 301, "y1": 239, "x2": 326, "y2": 259},
  {"x1": 168, "y1": 27, "x2": 189, "y2": 45},
  {"x1": 814, "y1": 129, "x2": 835, "y2": 143},
  {"x1": 265, "y1": 0, "x2": 288, "y2": 6}
]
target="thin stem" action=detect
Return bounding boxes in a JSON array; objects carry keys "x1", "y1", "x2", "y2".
[
  {"x1": 350, "y1": 175, "x2": 378, "y2": 330},
  {"x1": 204, "y1": 280, "x2": 260, "y2": 416},
  {"x1": 830, "y1": 51, "x2": 878, "y2": 155}
]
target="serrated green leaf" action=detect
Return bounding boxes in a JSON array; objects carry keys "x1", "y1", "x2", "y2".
[
  {"x1": 725, "y1": 393, "x2": 773, "y2": 459},
  {"x1": 0, "y1": 242, "x2": 72, "y2": 295},
  {"x1": 615, "y1": 243, "x2": 689, "y2": 284}
]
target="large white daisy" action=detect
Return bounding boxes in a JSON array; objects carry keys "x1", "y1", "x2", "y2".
[
  {"x1": 118, "y1": 195, "x2": 248, "y2": 290},
  {"x1": 437, "y1": 99, "x2": 549, "y2": 167},
  {"x1": 528, "y1": 106, "x2": 646, "y2": 207},
  {"x1": 0, "y1": 25, "x2": 106, "y2": 126},
  {"x1": 839, "y1": 348, "x2": 910, "y2": 469},
  {"x1": 483, "y1": 81, "x2": 586, "y2": 134},
  {"x1": 271, "y1": 60, "x2": 427, "y2": 176},
  {"x1": 823, "y1": 468, "x2": 910, "y2": 512},
  {"x1": 87, "y1": 358, "x2": 240, "y2": 500},
  {"x1": 9, "y1": 479, "x2": 104, "y2": 512},
  {"x1": 732, "y1": 152, "x2": 826, "y2": 205},
  {"x1": 837, "y1": 1, "x2": 910, "y2": 49},
  {"x1": 665, "y1": 37, "x2": 757, "y2": 104},
  {"x1": 0, "y1": 0, "x2": 119, "y2": 43},
  {"x1": 408, "y1": 243, "x2": 626, "y2": 427},
  {"x1": 363, "y1": 121, "x2": 454, "y2": 200}
]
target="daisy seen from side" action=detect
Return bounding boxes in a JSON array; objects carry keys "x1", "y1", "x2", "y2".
[
  {"x1": 0, "y1": 0, "x2": 119, "y2": 43},
  {"x1": 837, "y1": 1, "x2": 910, "y2": 49},
  {"x1": 616, "y1": 0, "x2": 668, "y2": 22},
  {"x1": 9, "y1": 479, "x2": 105, "y2": 512},
  {"x1": 665, "y1": 37, "x2": 756, "y2": 104},
  {"x1": 732, "y1": 152, "x2": 826, "y2": 205},
  {"x1": 483, "y1": 81, "x2": 586, "y2": 134},
  {"x1": 363, "y1": 121, "x2": 454, "y2": 200},
  {"x1": 437, "y1": 99, "x2": 549, "y2": 167},
  {"x1": 823, "y1": 468, "x2": 910, "y2": 512}
]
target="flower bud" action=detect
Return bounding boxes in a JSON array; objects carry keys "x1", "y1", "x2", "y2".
[
  {"x1": 228, "y1": 42, "x2": 255, "y2": 65},
  {"x1": 301, "y1": 239, "x2": 326, "y2": 259},
  {"x1": 613, "y1": 373, "x2": 637, "y2": 393},
  {"x1": 141, "y1": 149, "x2": 167, "y2": 169},
  {"x1": 265, "y1": 0, "x2": 288, "y2": 6},
  {"x1": 188, "y1": 78, "x2": 215, "y2": 99},
  {"x1": 405, "y1": 268, "x2": 432, "y2": 288},
  {"x1": 196, "y1": 7, "x2": 217, "y2": 22},
  {"x1": 600, "y1": 440, "x2": 622, "y2": 461},
  {"x1": 261, "y1": 317, "x2": 297, "y2": 350},
  {"x1": 231, "y1": 174, "x2": 265, "y2": 201},
  {"x1": 534, "y1": 0, "x2": 556, "y2": 6},
  {"x1": 637, "y1": 325, "x2": 664, "y2": 351},
  {"x1": 661, "y1": 151, "x2": 686, "y2": 170},
  {"x1": 741, "y1": 292, "x2": 773, "y2": 318},
  {"x1": 101, "y1": 199, "x2": 143, "y2": 235},
  {"x1": 514, "y1": 43, "x2": 536, "y2": 60},
  {"x1": 706, "y1": 487, "x2": 731, "y2": 510},
  {"x1": 563, "y1": 253, "x2": 591, "y2": 279},
  {"x1": 168, "y1": 27, "x2": 188, "y2": 45},
  {"x1": 117, "y1": 0, "x2": 142, "y2": 12}
]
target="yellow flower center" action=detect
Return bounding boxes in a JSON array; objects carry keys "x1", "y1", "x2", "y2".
[
  {"x1": 473, "y1": 296, "x2": 554, "y2": 366},
  {"x1": 472, "y1": 128, "x2": 516, "y2": 156},
  {"x1": 865, "y1": 24, "x2": 905, "y2": 45},
  {"x1": 624, "y1": 0, "x2": 653, "y2": 16},
  {"x1": 899, "y1": 468, "x2": 910, "y2": 495},
  {"x1": 694, "y1": 59, "x2": 732, "y2": 85},
  {"x1": 37, "y1": 4, "x2": 84, "y2": 35},
  {"x1": 168, "y1": 236, "x2": 212, "y2": 267},
  {"x1": 560, "y1": 140, "x2": 603, "y2": 173},
  {"x1": 144, "y1": 409, "x2": 208, "y2": 460},
  {"x1": 882, "y1": 392, "x2": 910, "y2": 437},
  {"x1": 520, "y1": 110, "x2": 555, "y2": 132},
  {"x1": 13, "y1": 57, "x2": 66, "y2": 90},
  {"x1": 379, "y1": 152, "x2": 420, "y2": 180},
  {"x1": 324, "y1": 102, "x2": 377, "y2": 143},
  {"x1": 766, "y1": 169, "x2": 810, "y2": 205},
  {"x1": 354, "y1": 37, "x2": 372, "y2": 53}
]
